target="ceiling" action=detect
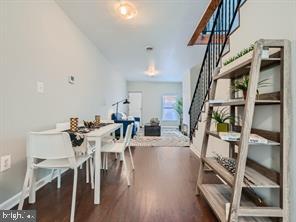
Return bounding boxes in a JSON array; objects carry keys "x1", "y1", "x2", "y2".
[{"x1": 56, "y1": 0, "x2": 209, "y2": 82}]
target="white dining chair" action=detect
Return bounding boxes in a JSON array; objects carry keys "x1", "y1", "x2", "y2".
[
  {"x1": 18, "y1": 132, "x2": 92, "y2": 222},
  {"x1": 55, "y1": 122, "x2": 95, "y2": 187},
  {"x1": 101, "y1": 123, "x2": 135, "y2": 186}
]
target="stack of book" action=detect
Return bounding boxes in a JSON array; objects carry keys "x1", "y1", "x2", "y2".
[{"x1": 219, "y1": 132, "x2": 268, "y2": 144}]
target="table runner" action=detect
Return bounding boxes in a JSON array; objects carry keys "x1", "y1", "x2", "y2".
[{"x1": 64, "y1": 123, "x2": 113, "y2": 147}]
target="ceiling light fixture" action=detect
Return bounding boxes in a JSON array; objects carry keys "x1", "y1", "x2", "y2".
[
  {"x1": 145, "y1": 64, "x2": 159, "y2": 77},
  {"x1": 117, "y1": 1, "x2": 137, "y2": 20},
  {"x1": 144, "y1": 46, "x2": 159, "y2": 77}
]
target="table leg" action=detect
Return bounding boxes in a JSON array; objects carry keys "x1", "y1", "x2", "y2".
[
  {"x1": 29, "y1": 168, "x2": 36, "y2": 203},
  {"x1": 94, "y1": 137, "x2": 102, "y2": 204},
  {"x1": 29, "y1": 158, "x2": 36, "y2": 204},
  {"x1": 120, "y1": 125, "x2": 124, "y2": 161}
]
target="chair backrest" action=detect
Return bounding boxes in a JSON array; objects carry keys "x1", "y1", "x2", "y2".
[
  {"x1": 124, "y1": 123, "x2": 134, "y2": 147},
  {"x1": 56, "y1": 122, "x2": 84, "y2": 131},
  {"x1": 100, "y1": 119, "x2": 114, "y2": 124},
  {"x1": 27, "y1": 132, "x2": 75, "y2": 160},
  {"x1": 56, "y1": 122, "x2": 70, "y2": 131}
]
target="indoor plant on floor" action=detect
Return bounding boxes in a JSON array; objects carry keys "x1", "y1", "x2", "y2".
[
  {"x1": 174, "y1": 98, "x2": 183, "y2": 131},
  {"x1": 211, "y1": 108, "x2": 234, "y2": 132}
]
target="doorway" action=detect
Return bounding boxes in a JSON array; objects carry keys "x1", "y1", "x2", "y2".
[{"x1": 128, "y1": 92, "x2": 142, "y2": 125}]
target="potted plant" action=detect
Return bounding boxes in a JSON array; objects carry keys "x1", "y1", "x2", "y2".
[
  {"x1": 174, "y1": 98, "x2": 183, "y2": 131},
  {"x1": 232, "y1": 76, "x2": 270, "y2": 100},
  {"x1": 211, "y1": 108, "x2": 234, "y2": 132}
]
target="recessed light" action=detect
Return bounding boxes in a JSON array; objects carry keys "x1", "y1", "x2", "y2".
[{"x1": 117, "y1": 1, "x2": 137, "y2": 20}]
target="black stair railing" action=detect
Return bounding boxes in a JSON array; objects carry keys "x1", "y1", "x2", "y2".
[{"x1": 189, "y1": 0, "x2": 243, "y2": 139}]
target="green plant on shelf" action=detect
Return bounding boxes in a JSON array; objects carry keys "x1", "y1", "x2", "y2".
[
  {"x1": 231, "y1": 75, "x2": 271, "y2": 99},
  {"x1": 223, "y1": 44, "x2": 255, "y2": 66},
  {"x1": 211, "y1": 107, "x2": 234, "y2": 132}
]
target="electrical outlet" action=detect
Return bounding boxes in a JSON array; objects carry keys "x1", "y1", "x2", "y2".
[
  {"x1": 0, "y1": 155, "x2": 11, "y2": 172},
  {"x1": 37, "y1": 81, "x2": 44, "y2": 93}
]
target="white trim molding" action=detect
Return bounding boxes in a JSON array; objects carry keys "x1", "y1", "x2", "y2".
[{"x1": 0, "y1": 169, "x2": 67, "y2": 210}]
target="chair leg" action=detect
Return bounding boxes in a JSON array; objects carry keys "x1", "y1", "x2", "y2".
[
  {"x1": 86, "y1": 160, "x2": 89, "y2": 183},
  {"x1": 101, "y1": 153, "x2": 104, "y2": 169},
  {"x1": 90, "y1": 158, "x2": 94, "y2": 189},
  {"x1": 128, "y1": 146, "x2": 135, "y2": 170},
  {"x1": 105, "y1": 153, "x2": 108, "y2": 170},
  {"x1": 50, "y1": 169, "x2": 55, "y2": 182},
  {"x1": 102, "y1": 153, "x2": 105, "y2": 170},
  {"x1": 104, "y1": 153, "x2": 108, "y2": 170},
  {"x1": 18, "y1": 167, "x2": 32, "y2": 210},
  {"x1": 122, "y1": 152, "x2": 130, "y2": 186},
  {"x1": 70, "y1": 168, "x2": 78, "y2": 222},
  {"x1": 115, "y1": 153, "x2": 118, "y2": 160},
  {"x1": 57, "y1": 169, "x2": 61, "y2": 189},
  {"x1": 29, "y1": 168, "x2": 36, "y2": 204}
]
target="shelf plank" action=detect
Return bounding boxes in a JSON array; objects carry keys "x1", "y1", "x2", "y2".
[
  {"x1": 207, "y1": 131, "x2": 280, "y2": 146},
  {"x1": 198, "y1": 184, "x2": 229, "y2": 222},
  {"x1": 239, "y1": 217, "x2": 275, "y2": 222},
  {"x1": 209, "y1": 99, "x2": 281, "y2": 107},
  {"x1": 238, "y1": 207, "x2": 283, "y2": 217},
  {"x1": 215, "y1": 49, "x2": 281, "y2": 80},
  {"x1": 203, "y1": 157, "x2": 280, "y2": 188},
  {"x1": 198, "y1": 184, "x2": 274, "y2": 222},
  {"x1": 232, "y1": 125, "x2": 280, "y2": 143}
]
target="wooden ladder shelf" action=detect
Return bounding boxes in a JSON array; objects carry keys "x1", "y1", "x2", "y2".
[{"x1": 196, "y1": 39, "x2": 291, "y2": 222}]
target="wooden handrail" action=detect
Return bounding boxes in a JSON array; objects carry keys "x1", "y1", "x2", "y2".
[{"x1": 187, "y1": 0, "x2": 221, "y2": 46}]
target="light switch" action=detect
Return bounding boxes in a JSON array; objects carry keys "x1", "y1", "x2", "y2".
[
  {"x1": 0, "y1": 155, "x2": 11, "y2": 172},
  {"x1": 37, "y1": 81, "x2": 44, "y2": 93}
]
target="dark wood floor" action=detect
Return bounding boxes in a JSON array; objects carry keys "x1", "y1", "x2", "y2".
[{"x1": 20, "y1": 147, "x2": 218, "y2": 222}]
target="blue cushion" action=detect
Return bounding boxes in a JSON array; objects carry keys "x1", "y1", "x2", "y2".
[{"x1": 111, "y1": 113, "x2": 140, "y2": 138}]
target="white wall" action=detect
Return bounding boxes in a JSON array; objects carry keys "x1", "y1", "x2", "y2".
[
  {"x1": 182, "y1": 70, "x2": 191, "y2": 130},
  {"x1": 190, "y1": 64, "x2": 200, "y2": 98},
  {"x1": 127, "y1": 81, "x2": 182, "y2": 127},
  {"x1": 187, "y1": 63, "x2": 229, "y2": 157},
  {"x1": 0, "y1": 0, "x2": 126, "y2": 206}
]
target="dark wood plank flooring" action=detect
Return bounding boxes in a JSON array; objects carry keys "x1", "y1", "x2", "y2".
[{"x1": 20, "y1": 147, "x2": 218, "y2": 222}]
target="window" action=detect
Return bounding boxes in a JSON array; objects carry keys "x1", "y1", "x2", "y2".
[{"x1": 162, "y1": 95, "x2": 178, "y2": 121}]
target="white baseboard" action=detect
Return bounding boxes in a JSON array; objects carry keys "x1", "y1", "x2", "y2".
[
  {"x1": 162, "y1": 126, "x2": 178, "y2": 129},
  {"x1": 190, "y1": 146, "x2": 201, "y2": 158},
  {"x1": 0, "y1": 169, "x2": 68, "y2": 210}
]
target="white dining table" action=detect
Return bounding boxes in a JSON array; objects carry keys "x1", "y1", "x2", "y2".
[
  {"x1": 43, "y1": 123, "x2": 123, "y2": 204},
  {"x1": 85, "y1": 123, "x2": 123, "y2": 204}
]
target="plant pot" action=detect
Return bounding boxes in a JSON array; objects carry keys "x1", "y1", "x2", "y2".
[
  {"x1": 217, "y1": 123, "x2": 229, "y2": 132},
  {"x1": 243, "y1": 90, "x2": 247, "y2": 100}
]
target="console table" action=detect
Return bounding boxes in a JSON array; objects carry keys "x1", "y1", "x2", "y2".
[{"x1": 144, "y1": 124, "x2": 161, "y2": 136}]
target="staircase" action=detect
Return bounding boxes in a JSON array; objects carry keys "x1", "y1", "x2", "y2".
[
  {"x1": 188, "y1": 0, "x2": 245, "y2": 139},
  {"x1": 192, "y1": 0, "x2": 246, "y2": 46}
]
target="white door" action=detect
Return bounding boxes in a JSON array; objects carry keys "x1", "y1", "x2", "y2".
[{"x1": 128, "y1": 92, "x2": 142, "y2": 124}]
